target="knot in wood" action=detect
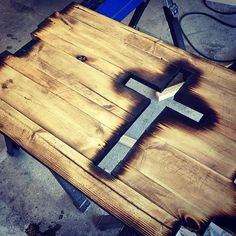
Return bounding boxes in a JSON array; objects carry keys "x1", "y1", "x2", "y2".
[{"x1": 76, "y1": 55, "x2": 87, "y2": 62}]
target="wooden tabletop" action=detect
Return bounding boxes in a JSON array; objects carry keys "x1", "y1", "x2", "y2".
[{"x1": 0, "y1": 3, "x2": 235, "y2": 235}]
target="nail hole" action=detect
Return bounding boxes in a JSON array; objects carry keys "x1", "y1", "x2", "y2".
[{"x1": 76, "y1": 55, "x2": 87, "y2": 62}]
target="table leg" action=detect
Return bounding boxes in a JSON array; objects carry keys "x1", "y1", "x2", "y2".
[
  {"x1": 51, "y1": 172, "x2": 90, "y2": 212},
  {"x1": 4, "y1": 135, "x2": 20, "y2": 156},
  {"x1": 228, "y1": 62, "x2": 236, "y2": 71},
  {"x1": 163, "y1": 2, "x2": 186, "y2": 50},
  {"x1": 128, "y1": 0, "x2": 150, "y2": 28}
]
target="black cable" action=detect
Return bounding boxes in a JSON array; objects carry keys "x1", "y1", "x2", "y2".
[
  {"x1": 180, "y1": 12, "x2": 236, "y2": 28},
  {"x1": 203, "y1": 0, "x2": 236, "y2": 15},
  {"x1": 179, "y1": 12, "x2": 236, "y2": 63}
]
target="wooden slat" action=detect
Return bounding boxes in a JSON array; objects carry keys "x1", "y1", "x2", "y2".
[
  {"x1": 33, "y1": 12, "x2": 179, "y2": 91},
  {"x1": 0, "y1": 64, "x2": 120, "y2": 160},
  {"x1": 124, "y1": 32, "x2": 236, "y2": 93},
  {"x1": 57, "y1": 10, "x2": 170, "y2": 75},
  {"x1": 113, "y1": 162, "x2": 208, "y2": 231},
  {"x1": 0, "y1": 99, "x2": 178, "y2": 236},
  {"x1": 3, "y1": 53, "x2": 130, "y2": 132},
  {"x1": 175, "y1": 78, "x2": 236, "y2": 141},
  {"x1": 16, "y1": 51, "x2": 129, "y2": 121},
  {"x1": 124, "y1": 143, "x2": 236, "y2": 218},
  {"x1": 33, "y1": 27, "x2": 126, "y2": 79},
  {"x1": 16, "y1": 40, "x2": 149, "y2": 117},
  {"x1": 4, "y1": 52, "x2": 138, "y2": 134},
  {"x1": 117, "y1": 113, "x2": 236, "y2": 231},
  {"x1": 149, "y1": 108, "x2": 236, "y2": 179},
  {"x1": 63, "y1": 4, "x2": 236, "y2": 92},
  {"x1": 62, "y1": 4, "x2": 161, "y2": 48}
]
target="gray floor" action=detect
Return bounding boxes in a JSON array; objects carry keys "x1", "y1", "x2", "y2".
[{"x1": 0, "y1": 0, "x2": 235, "y2": 235}]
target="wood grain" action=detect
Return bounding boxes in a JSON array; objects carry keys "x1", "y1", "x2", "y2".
[
  {"x1": 0, "y1": 3, "x2": 235, "y2": 235},
  {"x1": 175, "y1": 78, "x2": 236, "y2": 141},
  {"x1": 151, "y1": 108, "x2": 236, "y2": 180},
  {"x1": 124, "y1": 33, "x2": 236, "y2": 93},
  {"x1": 116, "y1": 110, "x2": 236, "y2": 231},
  {"x1": 63, "y1": 4, "x2": 236, "y2": 91},
  {"x1": 112, "y1": 162, "x2": 208, "y2": 231},
  {"x1": 33, "y1": 27, "x2": 126, "y2": 79},
  {"x1": 33, "y1": 11, "x2": 179, "y2": 91},
  {"x1": 0, "y1": 99, "x2": 177, "y2": 236},
  {"x1": 0, "y1": 64, "x2": 120, "y2": 160},
  {"x1": 3, "y1": 53, "x2": 130, "y2": 132},
  {"x1": 15, "y1": 40, "x2": 149, "y2": 117}
]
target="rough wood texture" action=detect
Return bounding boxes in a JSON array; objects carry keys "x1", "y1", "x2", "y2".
[
  {"x1": 0, "y1": 3, "x2": 235, "y2": 236},
  {"x1": 0, "y1": 100, "x2": 176, "y2": 236},
  {"x1": 114, "y1": 108, "x2": 236, "y2": 233}
]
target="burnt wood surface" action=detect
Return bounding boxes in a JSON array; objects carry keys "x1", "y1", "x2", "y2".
[{"x1": 0, "y1": 3, "x2": 235, "y2": 236}]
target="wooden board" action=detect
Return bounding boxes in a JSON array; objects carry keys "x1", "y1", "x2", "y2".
[
  {"x1": 0, "y1": 39, "x2": 150, "y2": 163},
  {"x1": 33, "y1": 10, "x2": 179, "y2": 91},
  {"x1": 114, "y1": 108, "x2": 236, "y2": 232},
  {"x1": 0, "y1": 3, "x2": 235, "y2": 236},
  {"x1": 0, "y1": 100, "x2": 177, "y2": 236}
]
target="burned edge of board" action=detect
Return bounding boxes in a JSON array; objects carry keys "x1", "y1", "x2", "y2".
[
  {"x1": 0, "y1": 3, "x2": 235, "y2": 236},
  {"x1": 0, "y1": 46, "x2": 151, "y2": 165}
]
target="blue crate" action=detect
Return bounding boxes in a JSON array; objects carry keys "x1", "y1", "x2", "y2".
[{"x1": 96, "y1": 0, "x2": 144, "y2": 21}]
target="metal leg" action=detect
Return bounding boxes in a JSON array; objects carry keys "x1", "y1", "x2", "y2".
[
  {"x1": 128, "y1": 0, "x2": 150, "y2": 28},
  {"x1": 4, "y1": 135, "x2": 20, "y2": 156},
  {"x1": 51, "y1": 172, "x2": 90, "y2": 212},
  {"x1": 163, "y1": 1, "x2": 186, "y2": 50},
  {"x1": 228, "y1": 62, "x2": 236, "y2": 71}
]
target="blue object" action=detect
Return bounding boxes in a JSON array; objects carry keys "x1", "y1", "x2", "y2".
[{"x1": 96, "y1": 0, "x2": 144, "y2": 21}]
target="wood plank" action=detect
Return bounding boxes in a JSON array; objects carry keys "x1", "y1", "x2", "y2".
[
  {"x1": 124, "y1": 33, "x2": 236, "y2": 93},
  {"x1": 175, "y1": 78, "x2": 236, "y2": 141},
  {"x1": 113, "y1": 162, "x2": 208, "y2": 231},
  {"x1": 33, "y1": 27, "x2": 126, "y2": 79},
  {"x1": 119, "y1": 114, "x2": 236, "y2": 231},
  {"x1": 57, "y1": 10, "x2": 171, "y2": 76},
  {"x1": 3, "y1": 53, "x2": 130, "y2": 132},
  {"x1": 150, "y1": 108, "x2": 236, "y2": 179},
  {"x1": 63, "y1": 4, "x2": 236, "y2": 92},
  {"x1": 61, "y1": 4, "x2": 161, "y2": 47},
  {"x1": 0, "y1": 64, "x2": 120, "y2": 161},
  {"x1": 13, "y1": 49, "x2": 129, "y2": 121},
  {"x1": 15, "y1": 40, "x2": 149, "y2": 117},
  {"x1": 0, "y1": 99, "x2": 178, "y2": 236},
  {"x1": 33, "y1": 12, "x2": 179, "y2": 91},
  {"x1": 155, "y1": 82, "x2": 184, "y2": 101}
]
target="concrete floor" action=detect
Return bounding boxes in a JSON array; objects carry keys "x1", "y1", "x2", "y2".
[{"x1": 0, "y1": 0, "x2": 236, "y2": 235}]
